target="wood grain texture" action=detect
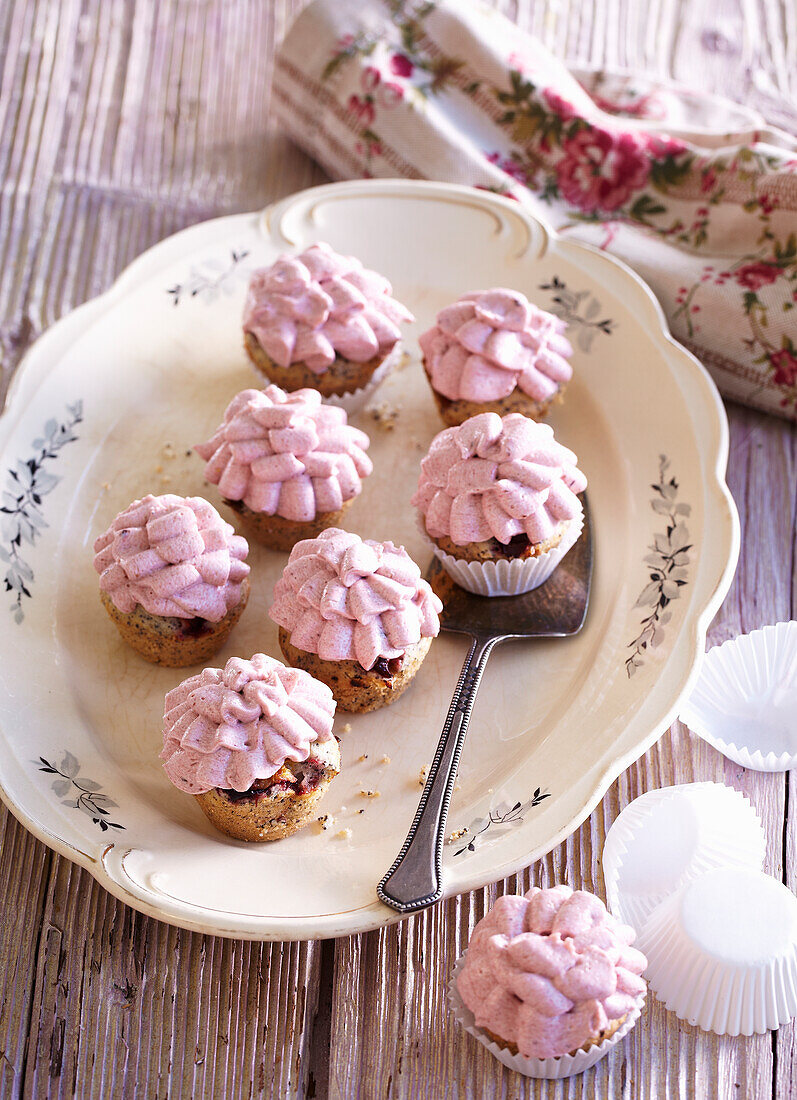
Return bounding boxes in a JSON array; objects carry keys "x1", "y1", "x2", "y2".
[{"x1": 0, "y1": 0, "x2": 795, "y2": 1097}]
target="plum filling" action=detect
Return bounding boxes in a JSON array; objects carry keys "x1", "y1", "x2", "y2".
[
  {"x1": 366, "y1": 655, "x2": 405, "y2": 679},
  {"x1": 219, "y1": 757, "x2": 325, "y2": 802},
  {"x1": 489, "y1": 533, "x2": 531, "y2": 559},
  {"x1": 180, "y1": 617, "x2": 212, "y2": 638}
]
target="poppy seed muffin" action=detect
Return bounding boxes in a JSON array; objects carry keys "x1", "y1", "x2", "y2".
[
  {"x1": 195, "y1": 384, "x2": 373, "y2": 551},
  {"x1": 93, "y1": 494, "x2": 250, "y2": 666},
  {"x1": 420, "y1": 288, "x2": 573, "y2": 426},
  {"x1": 161, "y1": 653, "x2": 339, "y2": 841},
  {"x1": 243, "y1": 242, "x2": 414, "y2": 402},
  {"x1": 456, "y1": 885, "x2": 647, "y2": 1061},
  {"x1": 269, "y1": 528, "x2": 442, "y2": 712}
]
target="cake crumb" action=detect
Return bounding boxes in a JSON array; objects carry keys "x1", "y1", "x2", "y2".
[
  {"x1": 418, "y1": 766, "x2": 428, "y2": 787},
  {"x1": 160, "y1": 475, "x2": 172, "y2": 484},
  {"x1": 162, "y1": 443, "x2": 177, "y2": 460},
  {"x1": 395, "y1": 350, "x2": 411, "y2": 371},
  {"x1": 380, "y1": 754, "x2": 391, "y2": 765},
  {"x1": 368, "y1": 401, "x2": 400, "y2": 430},
  {"x1": 341, "y1": 723, "x2": 352, "y2": 734},
  {"x1": 358, "y1": 753, "x2": 369, "y2": 762},
  {"x1": 154, "y1": 464, "x2": 164, "y2": 473},
  {"x1": 339, "y1": 804, "x2": 348, "y2": 813},
  {"x1": 316, "y1": 814, "x2": 334, "y2": 832},
  {"x1": 336, "y1": 828, "x2": 352, "y2": 840},
  {"x1": 185, "y1": 449, "x2": 193, "y2": 458},
  {"x1": 446, "y1": 827, "x2": 468, "y2": 844},
  {"x1": 359, "y1": 789, "x2": 380, "y2": 798},
  {"x1": 357, "y1": 808, "x2": 365, "y2": 814},
  {"x1": 101, "y1": 481, "x2": 111, "y2": 491}
]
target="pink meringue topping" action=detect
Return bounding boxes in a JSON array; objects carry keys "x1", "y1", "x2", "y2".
[
  {"x1": 269, "y1": 527, "x2": 442, "y2": 670},
  {"x1": 419, "y1": 288, "x2": 572, "y2": 403},
  {"x1": 457, "y1": 886, "x2": 648, "y2": 1060},
  {"x1": 195, "y1": 385, "x2": 372, "y2": 521},
  {"x1": 243, "y1": 242, "x2": 414, "y2": 373},
  {"x1": 161, "y1": 653, "x2": 336, "y2": 794},
  {"x1": 413, "y1": 413, "x2": 587, "y2": 546},
  {"x1": 93, "y1": 494, "x2": 250, "y2": 621}
]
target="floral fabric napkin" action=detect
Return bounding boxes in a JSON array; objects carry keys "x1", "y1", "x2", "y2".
[{"x1": 274, "y1": 0, "x2": 797, "y2": 421}]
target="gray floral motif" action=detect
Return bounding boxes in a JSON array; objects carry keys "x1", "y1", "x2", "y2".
[
  {"x1": 538, "y1": 276, "x2": 615, "y2": 351},
  {"x1": 453, "y1": 789, "x2": 551, "y2": 857},
  {"x1": 626, "y1": 455, "x2": 692, "y2": 677},
  {"x1": 37, "y1": 753, "x2": 125, "y2": 832},
  {"x1": 167, "y1": 248, "x2": 250, "y2": 306},
  {"x1": 1, "y1": 402, "x2": 83, "y2": 623}
]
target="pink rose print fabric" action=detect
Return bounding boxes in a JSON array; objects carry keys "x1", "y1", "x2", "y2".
[{"x1": 274, "y1": 0, "x2": 797, "y2": 421}]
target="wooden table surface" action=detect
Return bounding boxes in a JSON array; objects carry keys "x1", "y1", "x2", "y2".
[{"x1": 1, "y1": 1, "x2": 796, "y2": 1097}]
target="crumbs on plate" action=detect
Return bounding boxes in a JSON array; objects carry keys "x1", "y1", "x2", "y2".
[
  {"x1": 446, "y1": 827, "x2": 468, "y2": 845},
  {"x1": 367, "y1": 401, "x2": 401, "y2": 430}
]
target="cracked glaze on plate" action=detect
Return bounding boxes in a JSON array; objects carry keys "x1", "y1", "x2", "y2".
[{"x1": 0, "y1": 180, "x2": 738, "y2": 940}]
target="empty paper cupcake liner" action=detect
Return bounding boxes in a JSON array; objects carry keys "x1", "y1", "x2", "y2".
[
  {"x1": 603, "y1": 783, "x2": 765, "y2": 934},
  {"x1": 637, "y1": 865, "x2": 797, "y2": 1035},
  {"x1": 418, "y1": 506, "x2": 584, "y2": 597},
  {"x1": 325, "y1": 342, "x2": 402, "y2": 414},
  {"x1": 680, "y1": 621, "x2": 797, "y2": 772},
  {"x1": 448, "y1": 956, "x2": 645, "y2": 1079}
]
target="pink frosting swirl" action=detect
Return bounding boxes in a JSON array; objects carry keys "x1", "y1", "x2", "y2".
[
  {"x1": 195, "y1": 385, "x2": 373, "y2": 521},
  {"x1": 457, "y1": 886, "x2": 647, "y2": 1060},
  {"x1": 161, "y1": 653, "x2": 336, "y2": 794},
  {"x1": 269, "y1": 528, "x2": 442, "y2": 670},
  {"x1": 419, "y1": 288, "x2": 572, "y2": 402},
  {"x1": 413, "y1": 413, "x2": 587, "y2": 546},
  {"x1": 93, "y1": 494, "x2": 249, "y2": 621},
  {"x1": 243, "y1": 242, "x2": 414, "y2": 373}
]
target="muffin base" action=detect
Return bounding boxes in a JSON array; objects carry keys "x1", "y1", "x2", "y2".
[
  {"x1": 100, "y1": 579, "x2": 249, "y2": 667},
  {"x1": 433, "y1": 526, "x2": 565, "y2": 563},
  {"x1": 245, "y1": 332, "x2": 390, "y2": 398},
  {"x1": 483, "y1": 1015, "x2": 626, "y2": 1058},
  {"x1": 224, "y1": 498, "x2": 353, "y2": 552},
  {"x1": 278, "y1": 628, "x2": 433, "y2": 713},
  {"x1": 423, "y1": 358, "x2": 565, "y2": 427},
  {"x1": 194, "y1": 740, "x2": 340, "y2": 842}
]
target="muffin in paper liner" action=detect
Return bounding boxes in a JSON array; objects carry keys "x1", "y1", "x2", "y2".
[
  {"x1": 637, "y1": 865, "x2": 797, "y2": 1035},
  {"x1": 321, "y1": 343, "x2": 401, "y2": 415},
  {"x1": 679, "y1": 621, "x2": 797, "y2": 772},
  {"x1": 418, "y1": 505, "x2": 584, "y2": 598},
  {"x1": 448, "y1": 956, "x2": 645, "y2": 1079},
  {"x1": 603, "y1": 783, "x2": 765, "y2": 935}
]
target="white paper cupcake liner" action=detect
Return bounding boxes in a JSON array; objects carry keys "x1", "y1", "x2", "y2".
[
  {"x1": 637, "y1": 865, "x2": 797, "y2": 1035},
  {"x1": 418, "y1": 506, "x2": 584, "y2": 597},
  {"x1": 324, "y1": 342, "x2": 401, "y2": 414},
  {"x1": 448, "y1": 956, "x2": 645, "y2": 1079},
  {"x1": 680, "y1": 621, "x2": 797, "y2": 772},
  {"x1": 603, "y1": 783, "x2": 765, "y2": 934}
]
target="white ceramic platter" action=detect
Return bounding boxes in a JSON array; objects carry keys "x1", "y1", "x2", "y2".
[{"x1": 0, "y1": 180, "x2": 738, "y2": 940}]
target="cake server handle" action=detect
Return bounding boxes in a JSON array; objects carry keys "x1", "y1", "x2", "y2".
[{"x1": 377, "y1": 633, "x2": 501, "y2": 913}]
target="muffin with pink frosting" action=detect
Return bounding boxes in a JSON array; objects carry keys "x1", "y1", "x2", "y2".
[
  {"x1": 93, "y1": 494, "x2": 250, "y2": 667},
  {"x1": 162, "y1": 653, "x2": 339, "y2": 841},
  {"x1": 195, "y1": 384, "x2": 372, "y2": 551},
  {"x1": 269, "y1": 528, "x2": 442, "y2": 713},
  {"x1": 413, "y1": 413, "x2": 586, "y2": 597},
  {"x1": 243, "y1": 242, "x2": 414, "y2": 406},
  {"x1": 419, "y1": 288, "x2": 573, "y2": 426},
  {"x1": 454, "y1": 886, "x2": 647, "y2": 1068}
]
